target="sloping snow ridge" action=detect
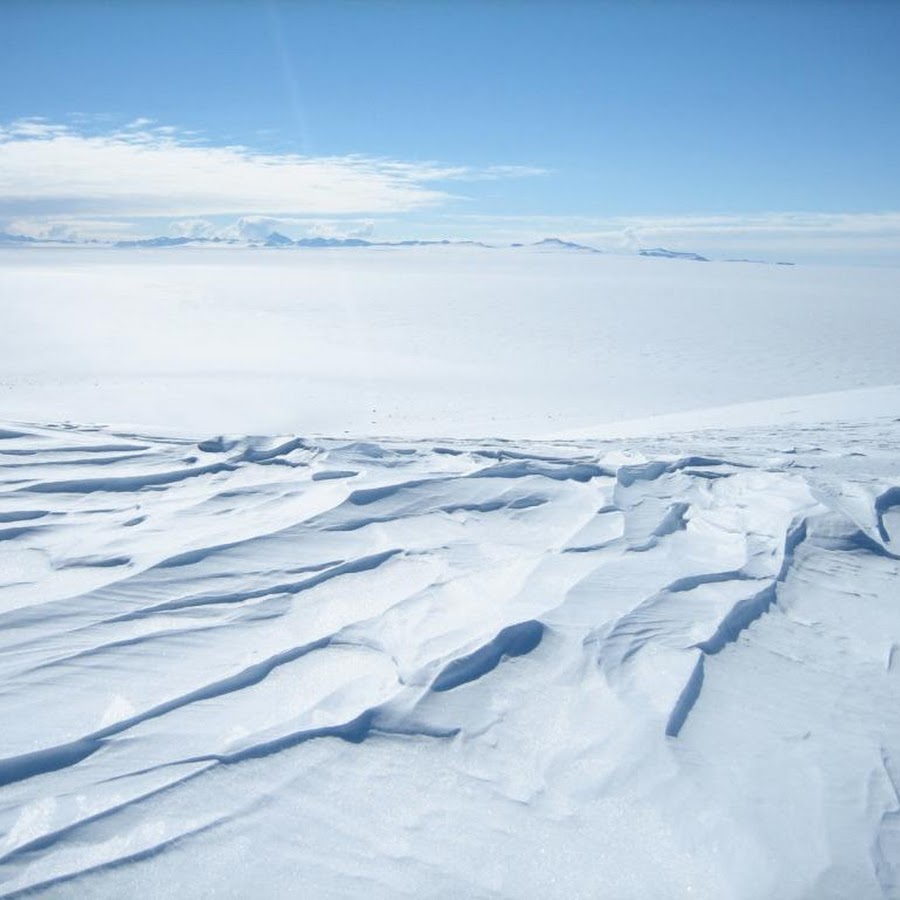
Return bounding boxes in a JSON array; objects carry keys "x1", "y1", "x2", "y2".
[
  {"x1": 2, "y1": 246, "x2": 900, "y2": 897},
  {"x1": 0, "y1": 415, "x2": 899, "y2": 899}
]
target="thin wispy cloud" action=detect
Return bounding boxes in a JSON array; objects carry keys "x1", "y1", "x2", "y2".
[
  {"x1": 4, "y1": 216, "x2": 143, "y2": 242},
  {"x1": 0, "y1": 118, "x2": 545, "y2": 221}
]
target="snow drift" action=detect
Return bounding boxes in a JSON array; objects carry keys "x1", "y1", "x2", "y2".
[{"x1": 0, "y1": 415, "x2": 899, "y2": 898}]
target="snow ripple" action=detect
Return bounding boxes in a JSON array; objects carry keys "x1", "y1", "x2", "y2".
[{"x1": 1, "y1": 420, "x2": 899, "y2": 898}]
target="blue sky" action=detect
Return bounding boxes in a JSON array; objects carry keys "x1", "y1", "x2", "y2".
[{"x1": 2, "y1": 1, "x2": 899, "y2": 261}]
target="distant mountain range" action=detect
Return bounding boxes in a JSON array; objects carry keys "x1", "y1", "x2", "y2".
[
  {"x1": 639, "y1": 247, "x2": 709, "y2": 261},
  {"x1": 521, "y1": 237, "x2": 603, "y2": 253},
  {"x1": 0, "y1": 230, "x2": 794, "y2": 264},
  {"x1": 0, "y1": 231, "x2": 43, "y2": 244},
  {"x1": 109, "y1": 234, "x2": 494, "y2": 250}
]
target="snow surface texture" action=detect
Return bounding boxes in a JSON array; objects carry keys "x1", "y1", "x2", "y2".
[
  {"x1": 0, "y1": 417, "x2": 899, "y2": 899},
  {"x1": 3, "y1": 246, "x2": 900, "y2": 897},
  {"x1": 3, "y1": 246, "x2": 900, "y2": 438}
]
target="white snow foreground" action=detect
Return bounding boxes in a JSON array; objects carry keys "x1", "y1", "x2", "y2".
[{"x1": 1, "y1": 418, "x2": 899, "y2": 899}]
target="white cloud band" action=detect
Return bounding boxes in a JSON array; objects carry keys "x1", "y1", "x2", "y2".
[{"x1": 0, "y1": 118, "x2": 541, "y2": 219}]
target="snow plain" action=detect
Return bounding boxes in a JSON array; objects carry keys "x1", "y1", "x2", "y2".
[
  {"x1": 1, "y1": 246, "x2": 900, "y2": 898},
  {"x1": 3, "y1": 246, "x2": 900, "y2": 437}
]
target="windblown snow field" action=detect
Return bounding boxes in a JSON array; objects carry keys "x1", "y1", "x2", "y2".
[
  {"x1": 0, "y1": 418, "x2": 899, "y2": 898},
  {"x1": 2, "y1": 247, "x2": 900, "y2": 898}
]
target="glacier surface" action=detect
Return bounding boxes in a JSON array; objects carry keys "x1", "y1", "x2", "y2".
[{"x1": 1, "y1": 247, "x2": 900, "y2": 897}]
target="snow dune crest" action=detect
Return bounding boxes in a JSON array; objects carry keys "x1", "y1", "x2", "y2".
[{"x1": 1, "y1": 418, "x2": 899, "y2": 897}]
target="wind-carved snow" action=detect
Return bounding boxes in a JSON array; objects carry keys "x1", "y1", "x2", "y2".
[{"x1": 0, "y1": 418, "x2": 899, "y2": 898}]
